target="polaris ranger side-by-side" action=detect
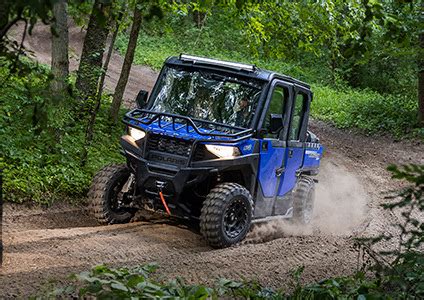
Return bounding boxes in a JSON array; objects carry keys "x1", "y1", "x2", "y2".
[{"x1": 89, "y1": 54, "x2": 323, "y2": 248}]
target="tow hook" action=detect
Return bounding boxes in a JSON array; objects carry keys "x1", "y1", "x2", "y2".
[{"x1": 156, "y1": 181, "x2": 171, "y2": 216}]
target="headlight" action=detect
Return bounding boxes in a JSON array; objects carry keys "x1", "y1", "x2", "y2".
[
  {"x1": 205, "y1": 145, "x2": 240, "y2": 158},
  {"x1": 128, "y1": 127, "x2": 146, "y2": 140}
]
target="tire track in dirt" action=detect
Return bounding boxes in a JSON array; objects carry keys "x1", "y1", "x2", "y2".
[
  {"x1": 1, "y1": 22, "x2": 423, "y2": 298},
  {"x1": 1, "y1": 200, "x2": 359, "y2": 298}
]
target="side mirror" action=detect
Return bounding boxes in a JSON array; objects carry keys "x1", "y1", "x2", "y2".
[
  {"x1": 268, "y1": 114, "x2": 283, "y2": 134},
  {"x1": 136, "y1": 89, "x2": 148, "y2": 108}
]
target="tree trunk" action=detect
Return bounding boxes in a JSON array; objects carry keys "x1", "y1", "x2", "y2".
[
  {"x1": 81, "y1": 21, "x2": 120, "y2": 165},
  {"x1": 51, "y1": 0, "x2": 69, "y2": 97},
  {"x1": 0, "y1": 0, "x2": 15, "y2": 41},
  {"x1": 0, "y1": 0, "x2": 20, "y2": 57},
  {"x1": 193, "y1": 10, "x2": 206, "y2": 28},
  {"x1": 109, "y1": 4, "x2": 142, "y2": 124},
  {"x1": 418, "y1": 30, "x2": 424, "y2": 126},
  {"x1": 75, "y1": 0, "x2": 110, "y2": 117}
]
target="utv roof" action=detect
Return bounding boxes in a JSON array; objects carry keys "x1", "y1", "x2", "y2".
[{"x1": 164, "y1": 54, "x2": 310, "y2": 89}]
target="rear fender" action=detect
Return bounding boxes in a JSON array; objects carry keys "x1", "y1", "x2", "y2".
[{"x1": 298, "y1": 143, "x2": 323, "y2": 176}]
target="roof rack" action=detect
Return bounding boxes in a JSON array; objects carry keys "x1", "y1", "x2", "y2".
[{"x1": 180, "y1": 54, "x2": 256, "y2": 72}]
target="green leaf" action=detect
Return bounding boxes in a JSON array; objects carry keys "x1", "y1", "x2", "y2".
[{"x1": 111, "y1": 282, "x2": 129, "y2": 292}]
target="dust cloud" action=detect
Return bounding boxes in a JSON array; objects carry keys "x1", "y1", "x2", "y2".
[
  {"x1": 244, "y1": 161, "x2": 368, "y2": 244},
  {"x1": 245, "y1": 219, "x2": 313, "y2": 244},
  {"x1": 312, "y1": 161, "x2": 368, "y2": 234}
]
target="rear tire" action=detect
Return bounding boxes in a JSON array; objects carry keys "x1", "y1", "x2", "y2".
[
  {"x1": 292, "y1": 176, "x2": 315, "y2": 224},
  {"x1": 89, "y1": 164, "x2": 136, "y2": 224},
  {"x1": 200, "y1": 183, "x2": 253, "y2": 248}
]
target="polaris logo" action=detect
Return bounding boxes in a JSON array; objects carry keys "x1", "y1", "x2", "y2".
[{"x1": 149, "y1": 152, "x2": 187, "y2": 166}]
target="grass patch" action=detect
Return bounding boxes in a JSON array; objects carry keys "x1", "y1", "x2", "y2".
[{"x1": 312, "y1": 85, "x2": 421, "y2": 137}]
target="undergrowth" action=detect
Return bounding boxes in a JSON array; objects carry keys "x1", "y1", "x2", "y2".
[
  {"x1": 115, "y1": 12, "x2": 422, "y2": 139},
  {"x1": 36, "y1": 263, "x2": 379, "y2": 299},
  {"x1": 0, "y1": 63, "x2": 124, "y2": 204}
]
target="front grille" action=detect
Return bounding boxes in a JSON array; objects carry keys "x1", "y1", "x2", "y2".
[{"x1": 146, "y1": 134, "x2": 193, "y2": 157}]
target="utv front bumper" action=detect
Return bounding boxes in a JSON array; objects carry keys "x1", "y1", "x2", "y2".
[
  {"x1": 120, "y1": 135, "x2": 259, "y2": 211},
  {"x1": 120, "y1": 135, "x2": 211, "y2": 197}
]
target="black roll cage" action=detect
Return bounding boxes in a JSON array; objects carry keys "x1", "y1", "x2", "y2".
[{"x1": 140, "y1": 56, "x2": 312, "y2": 142}]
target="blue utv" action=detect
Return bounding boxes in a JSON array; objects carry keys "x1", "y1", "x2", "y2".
[{"x1": 89, "y1": 54, "x2": 323, "y2": 248}]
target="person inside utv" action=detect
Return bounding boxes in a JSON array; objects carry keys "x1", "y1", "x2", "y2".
[{"x1": 235, "y1": 98, "x2": 250, "y2": 127}]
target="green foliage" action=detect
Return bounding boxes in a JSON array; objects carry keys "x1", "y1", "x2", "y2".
[
  {"x1": 38, "y1": 263, "x2": 353, "y2": 299},
  {"x1": 116, "y1": 9, "x2": 422, "y2": 138},
  {"x1": 0, "y1": 64, "x2": 124, "y2": 204},
  {"x1": 38, "y1": 264, "x2": 398, "y2": 299},
  {"x1": 312, "y1": 85, "x2": 419, "y2": 136},
  {"x1": 115, "y1": 10, "x2": 330, "y2": 84},
  {"x1": 41, "y1": 264, "x2": 216, "y2": 299},
  {"x1": 239, "y1": 0, "x2": 421, "y2": 96}
]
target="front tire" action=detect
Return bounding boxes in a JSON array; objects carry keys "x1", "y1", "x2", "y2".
[
  {"x1": 88, "y1": 164, "x2": 136, "y2": 224},
  {"x1": 200, "y1": 183, "x2": 253, "y2": 248},
  {"x1": 292, "y1": 176, "x2": 315, "y2": 224}
]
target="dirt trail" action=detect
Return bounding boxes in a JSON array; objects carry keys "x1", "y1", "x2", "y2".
[
  {"x1": 9, "y1": 20, "x2": 158, "y2": 104},
  {"x1": 1, "y1": 23, "x2": 423, "y2": 298}
]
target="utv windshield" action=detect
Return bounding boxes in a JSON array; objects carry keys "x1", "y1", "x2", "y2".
[{"x1": 149, "y1": 66, "x2": 263, "y2": 128}]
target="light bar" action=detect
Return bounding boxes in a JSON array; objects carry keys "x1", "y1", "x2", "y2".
[{"x1": 180, "y1": 54, "x2": 256, "y2": 72}]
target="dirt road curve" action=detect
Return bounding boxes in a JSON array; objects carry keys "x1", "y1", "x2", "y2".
[
  {"x1": 9, "y1": 20, "x2": 158, "y2": 105},
  {"x1": 1, "y1": 23, "x2": 423, "y2": 298}
]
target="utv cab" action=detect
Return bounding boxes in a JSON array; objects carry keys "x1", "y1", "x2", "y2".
[{"x1": 89, "y1": 54, "x2": 323, "y2": 248}]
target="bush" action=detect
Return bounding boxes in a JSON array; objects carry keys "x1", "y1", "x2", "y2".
[
  {"x1": 312, "y1": 85, "x2": 419, "y2": 137},
  {"x1": 0, "y1": 64, "x2": 125, "y2": 204},
  {"x1": 42, "y1": 264, "x2": 216, "y2": 299},
  {"x1": 39, "y1": 262, "x2": 400, "y2": 299},
  {"x1": 40, "y1": 263, "x2": 377, "y2": 299},
  {"x1": 116, "y1": 11, "x2": 422, "y2": 139}
]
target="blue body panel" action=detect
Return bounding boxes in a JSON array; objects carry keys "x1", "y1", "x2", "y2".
[
  {"x1": 278, "y1": 147, "x2": 304, "y2": 196},
  {"x1": 257, "y1": 140, "x2": 285, "y2": 197},
  {"x1": 128, "y1": 119, "x2": 258, "y2": 155},
  {"x1": 239, "y1": 139, "x2": 256, "y2": 155},
  {"x1": 302, "y1": 146, "x2": 323, "y2": 169},
  {"x1": 257, "y1": 143, "x2": 323, "y2": 200},
  {"x1": 129, "y1": 119, "x2": 230, "y2": 142},
  {"x1": 128, "y1": 119, "x2": 258, "y2": 150},
  {"x1": 128, "y1": 117, "x2": 323, "y2": 205}
]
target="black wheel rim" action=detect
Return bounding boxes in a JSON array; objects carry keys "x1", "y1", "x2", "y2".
[{"x1": 223, "y1": 197, "x2": 248, "y2": 239}]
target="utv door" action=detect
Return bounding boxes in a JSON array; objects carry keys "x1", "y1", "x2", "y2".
[
  {"x1": 277, "y1": 87, "x2": 311, "y2": 204},
  {"x1": 254, "y1": 80, "x2": 293, "y2": 218}
]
